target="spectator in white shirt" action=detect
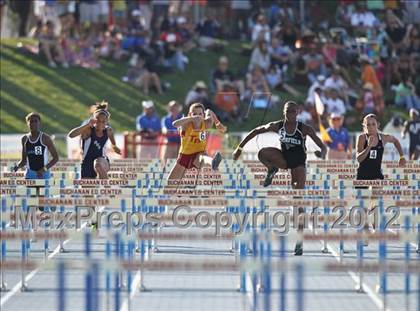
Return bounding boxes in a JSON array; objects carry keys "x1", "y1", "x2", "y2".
[
  {"x1": 325, "y1": 67, "x2": 349, "y2": 104},
  {"x1": 326, "y1": 87, "x2": 346, "y2": 116},
  {"x1": 249, "y1": 40, "x2": 271, "y2": 72},
  {"x1": 251, "y1": 14, "x2": 271, "y2": 45},
  {"x1": 351, "y1": 3, "x2": 377, "y2": 29},
  {"x1": 306, "y1": 75, "x2": 326, "y2": 106}
]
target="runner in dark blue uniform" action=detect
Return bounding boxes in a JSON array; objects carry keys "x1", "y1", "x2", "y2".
[
  {"x1": 68, "y1": 102, "x2": 121, "y2": 179},
  {"x1": 233, "y1": 101, "x2": 327, "y2": 255},
  {"x1": 13, "y1": 112, "x2": 59, "y2": 179}
]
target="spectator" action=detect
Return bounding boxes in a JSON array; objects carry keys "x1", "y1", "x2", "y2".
[
  {"x1": 403, "y1": 0, "x2": 420, "y2": 25},
  {"x1": 161, "y1": 29, "x2": 187, "y2": 71},
  {"x1": 249, "y1": 40, "x2": 271, "y2": 72},
  {"x1": 212, "y1": 56, "x2": 244, "y2": 97},
  {"x1": 325, "y1": 113, "x2": 352, "y2": 160},
  {"x1": 123, "y1": 57, "x2": 163, "y2": 95},
  {"x1": 161, "y1": 101, "x2": 182, "y2": 162},
  {"x1": 405, "y1": 24, "x2": 420, "y2": 58},
  {"x1": 393, "y1": 76, "x2": 420, "y2": 110},
  {"x1": 136, "y1": 100, "x2": 162, "y2": 159},
  {"x1": 245, "y1": 65, "x2": 270, "y2": 105},
  {"x1": 37, "y1": 20, "x2": 69, "y2": 68},
  {"x1": 356, "y1": 82, "x2": 376, "y2": 114},
  {"x1": 230, "y1": 0, "x2": 251, "y2": 40},
  {"x1": 325, "y1": 66, "x2": 349, "y2": 104},
  {"x1": 265, "y1": 65, "x2": 282, "y2": 89},
  {"x1": 293, "y1": 53, "x2": 309, "y2": 85},
  {"x1": 214, "y1": 82, "x2": 241, "y2": 122},
  {"x1": 350, "y1": 2, "x2": 377, "y2": 31},
  {"x1": 111, "y1": 0, "x2": 127, "y2": 29},
  {"x1": 251, "y1": 14, "x2": 270, "y2": 45},
  {"x1": 385, "y1": 10, "x2": 408, "y2": 56},
  {"x1": 303, "y1": 45, "x2": 327, "y2": 84},
  {"x1": 360, "y1": 55, "x2": 384, "y2": 115},
  {"x1": 280, "y1": 22, "x2": 298, "y2": 50},
  {"x1": 196, "y1": 13, "x2": 225, "y2": 51},
  {"x1": 306, "y1": 75, "x2": 326, "y2": 106},
  {"x1": 297, "y1": 103, "x2": 314, "y2": 127},
  {"x1": 79, "y1": 0, "x2": 101, "y2": 33},
  {"x1": 176, "y1": 16, "x2": 196, "y2": 52},
  {"x1": 185, "y1": 81, "x2": 213, "y2": 110},
  {"x1": 270, "y1": 37, "x2": 292, "y2": 77},
  {"x1": 325, "y1": 87, "x2": 346, "y2": 116}
]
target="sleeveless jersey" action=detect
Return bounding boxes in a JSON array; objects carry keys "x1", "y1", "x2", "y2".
[
  {"x1": 82, "y1": 127, "x2": 109, "y2": 162},
  {"x1": 278, "y1": 120, "x2": 307, "y2": 168},
  {"x1": 25, "y1": 132, "x2": 48, "y2": 171},
  {"x1": 406, "y1": 120, "x2": 420, "y2": 152},
  {"x1": 179, "y1": 121, "x2": 207, "y2": 155},
  {"x1": 357, "y1": 133, "x2": 384, "y2": 180}
]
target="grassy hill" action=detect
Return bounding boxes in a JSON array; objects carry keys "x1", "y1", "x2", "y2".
[
  {"x1": 1, "y1": 38, "x2": 289, "y2": 135},
  {"x1": 0, "y1": 38, "x2": 407, "y2": 137}
]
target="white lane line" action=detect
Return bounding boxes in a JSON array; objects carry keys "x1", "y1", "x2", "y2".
[
  {"x1": 325, "y1": 243, "x2": 387, "y2": 311},
  {"x1": 1, "y1": 223, "x2": 87, "y2": 306},
  {"x1": 119, "y1": 271, "x2": 141, "y2": 311}
]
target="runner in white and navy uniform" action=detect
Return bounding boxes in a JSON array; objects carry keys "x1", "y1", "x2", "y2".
[{"x1": 68, "y1": 102, "x2": 121, "y2": 179}]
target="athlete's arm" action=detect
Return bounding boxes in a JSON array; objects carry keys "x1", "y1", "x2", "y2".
[
  {"x1": 382, "y1": 134, "x2": 406, "y2": 166},
  {"x1": 204, "y1": 109, "x2": 226, "y2": 133},
  {"x1": 303, "y1": 124, "x2": 327, "y2": 159},
  {"x1": 68, "y1": 119, "x2": 94, "y2": 139},
  {"x1": 401, "y1": 121, "x2": 409, "y2": 139},
  {"x1": 356, "y1": 134, "x2": 373, "y2": 163},
  {"x1": 172, "y1": 116, "x2": 200, "y2": 129},
  {"x1": 232, "y1": 122, "x2": 279, "y2": 160},
  {"x1": 14, "y1": 135, "x2": 28, "y2": 171},
  {"x1": 107, "y1": 127, "x2": 121, "y2": 155},
  {"x1": 41, "y1": 134, "x2": 59, "y2": 170}
]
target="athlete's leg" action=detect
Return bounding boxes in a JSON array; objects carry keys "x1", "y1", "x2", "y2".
[
  {"x1": 94, "y1": 157, "x2": 110, "y2": 179},
  {"x1": 258, "y1": 147, "x2": 287, "y2": 170},
  {"x1": 291, "y1": 165, "x2": 306, "y2": 256},
  {"x1": 198, "y1": 152, "x2": 223, "y2": 170},
  {"x1": 168, "y1": 163, "x2": 187, "y2": 180},
  {"x1": 412, "y1": 148, "x2": 420, "y2": 160},
  {"x1": 258, "y1": 148, "x2": 287, "y2": 187}
]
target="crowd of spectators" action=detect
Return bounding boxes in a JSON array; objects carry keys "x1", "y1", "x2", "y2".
[{"x1": 4, "y1": 0, "x2": 420, "y2": 142}]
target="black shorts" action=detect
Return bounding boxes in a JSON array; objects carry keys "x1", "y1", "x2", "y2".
[
  {"x1": 355, "y1": 169, "x2": 384, "y2": 189},
  {"x1": 283, "y1": 152, "x2": 306, "y2": 169},
  {"x1": 81, "y1": 157, "x2": 109, "y2": 178}
]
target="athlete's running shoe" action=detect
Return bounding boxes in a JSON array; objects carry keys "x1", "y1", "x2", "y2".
[
  {"x1": 263, "y1": 167, "x2": 278, "y2": 187},
  {"x1": 211, "y1": 152, "x2": 222, "y2": 170}
]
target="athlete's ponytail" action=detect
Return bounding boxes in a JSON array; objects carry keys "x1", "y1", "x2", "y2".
[{"x1": 93, "y1": 100, "x2": 110, "y2": 118}]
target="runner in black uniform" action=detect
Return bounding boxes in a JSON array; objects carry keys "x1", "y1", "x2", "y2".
[
  {"x1": 68, "y1": 102, "x2": 121, "y2": 178},
  {"x1": 233, "y1": 101, "x2": 327, "y2": 255},
  {"x1": 356, "y1": 114, "x2": 406, "y2": 180},
  {"x1": 402, "y1": 108, "x2": 420, "y2": 160},
  {"x1": 356, "y1": 114, "x2": 406, "y2": 245},
  {"x1": 14, "y1": 112, "x2": 59, "y2": 179}
]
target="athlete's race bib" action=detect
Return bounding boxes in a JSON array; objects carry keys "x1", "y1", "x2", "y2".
[{"x1": 369, "y1": 150, "x2": 377, "y2": 159}]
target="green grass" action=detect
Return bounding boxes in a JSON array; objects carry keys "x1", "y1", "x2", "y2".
[
  {"x1": 0, "y1": 38, "x2": 407, "y2": 137},
  {"x1": 1, "y1": 38, "x2": 284, "y2": 134}
]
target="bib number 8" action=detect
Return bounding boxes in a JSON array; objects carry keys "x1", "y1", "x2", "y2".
[
  {"x1": 34, "y1": 146, "x2": 42, "y2": 155},
  {"x1": 199, "y1": 131, "x2": 206, "y2": 141}
]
